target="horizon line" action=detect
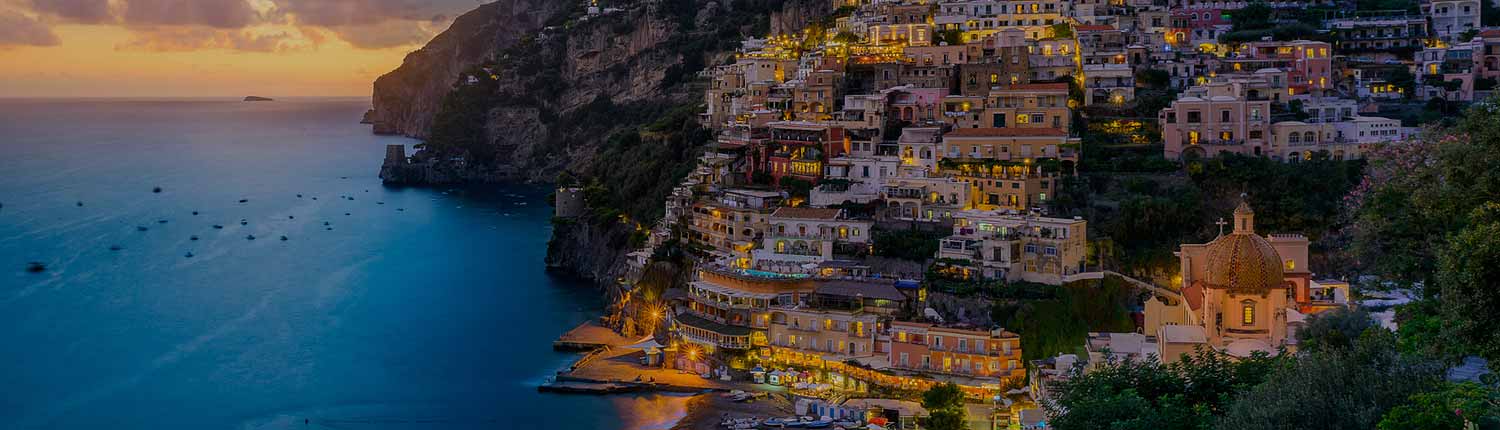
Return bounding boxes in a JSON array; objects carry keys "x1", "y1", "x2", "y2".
[{"x1": 0, "y1": 95, "x2": 374, "y2": 101}]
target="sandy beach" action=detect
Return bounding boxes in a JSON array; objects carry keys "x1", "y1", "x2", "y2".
[{"x1": 671, "y1": 392, "x2": 796, "y2": 430}]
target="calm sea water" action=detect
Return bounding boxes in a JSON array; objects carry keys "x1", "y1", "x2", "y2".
[{"x1": 0, "y1": 99, "x2": 691, "y2": 429}]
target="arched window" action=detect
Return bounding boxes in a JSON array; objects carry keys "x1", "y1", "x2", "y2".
[
  {"x1": 1285, "y1": 259, "x2": 1296, "y2": 271},
  {"x1": 776, "y1": 240, "x2": 787, "y2": 253},
  {"x1": 1303, "y1": 131, "x2": 1316, "y2": 143},
  {"x1": 1241, "y1": 300, "x2": 1256, "y2": 325},
  {"x1": 1288, "y1": 132, "x2": 1301, "y2": 144}
]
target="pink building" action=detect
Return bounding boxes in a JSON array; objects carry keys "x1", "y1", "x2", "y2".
[
  {"x1": 1226, "y1": 40, "x2": 1334, "y2": 96},
  {"x1": 1160, "y1": 82, "x2": 1272, "y2": 159}
]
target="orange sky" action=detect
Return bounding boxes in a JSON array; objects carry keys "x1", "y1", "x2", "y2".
[{"x1": 0, "y1": 0, "x2": 480, "y2": 98}]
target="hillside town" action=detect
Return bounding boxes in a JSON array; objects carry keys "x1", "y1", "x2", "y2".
[{"x1": 547, "y1": 0, "x2": 1498, "y2": 428}]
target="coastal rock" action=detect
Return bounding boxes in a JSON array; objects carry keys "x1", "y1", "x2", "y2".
[{"x1": 544, "y1": 217, "x2": 634, "y2": 284}]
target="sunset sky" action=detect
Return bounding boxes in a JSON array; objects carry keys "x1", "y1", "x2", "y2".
[{"x1": 0, "y1": 0, "x2": 488, "y2": 98}]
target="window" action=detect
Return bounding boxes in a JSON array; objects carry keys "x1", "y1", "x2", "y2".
[
  {"x1": 1187, "y1": 111, "x2": 1202, "y2": 123},
  {"x1": 1220, "y1": 110, "x2": 1231, "y2": 122},
  {"x1": 1242, "y1": 301, "x2": 1256, "y2": 325}
]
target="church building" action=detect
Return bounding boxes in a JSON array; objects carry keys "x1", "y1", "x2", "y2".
[{"x1": 1146, "y1": 199, "x2": 1348, "y2": 363}]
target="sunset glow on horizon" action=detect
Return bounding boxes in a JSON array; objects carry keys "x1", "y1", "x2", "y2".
[{"x1": 0, "y1": 0, "x2": 487, "y2": 98}]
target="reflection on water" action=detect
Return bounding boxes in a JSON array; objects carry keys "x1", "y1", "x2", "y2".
[{"x1": 613, "y1": 393, "x2": 697, "y2": 430}]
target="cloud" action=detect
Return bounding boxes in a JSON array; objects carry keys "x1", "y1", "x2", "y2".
[
  {"x1": 326, "y1": 19, "x2": 433, "y2": 49},
  {"x1": 268, "y1": 0, "x2": 459, "y2": 27},
  {"x1": 0, "y1": 8, "x2": 61, "y2": 47},
  {"x1": 121, "y1": 0, "x2": 258, "y2": 28},
  {"x1": 5, "y1": 0, "x2": 476, "y2": 52},
  {"x1": 28, "y1": 0, "x2": 111, "y2": 24},
  {"x1": 115, "y1": 27, "x2": 302, "y2": 52}
]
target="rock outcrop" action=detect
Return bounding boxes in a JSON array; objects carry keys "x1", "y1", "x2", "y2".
[
  {"x1": 369, "y1": 0, "x2": 567, "y2": 137},
  {"x1": 545, "y1": 217, "x2": 636, "y2": 283}
]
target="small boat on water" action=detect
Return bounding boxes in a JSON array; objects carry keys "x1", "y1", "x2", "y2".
[
  {"x1": 136, "y1": 226, "x2": 148, "y2": 232},
  {"x1": 213, "y1": 225, "x2": 224, "y2": 229},
  {"x1": 190, "y1": 235, "x2": 199, "y2": 241},
  {"x1": 279, "y1": 236, "x2": 288, "y2": 241},
  {"x1": 184, "y1": 252, "x2": 194, "y2": 258},
  {"x1": 108, "y1": 245, "x2": 123, "y2": 251},
  {"x1": 766, "y1": 417, "x2": 812, "y2": 428},
  {"x1": 238, "y1": 199, "x2": 248, "y2": 203},
  {"x1": 26, "y1": 262, "x2": 46, "y2": 273},
  {"x1": 804, "y1": 417, "x2": 834, "y2": 428},
  {"x1": 246, "y1": 235, "x2": 256, "y2": 240}
]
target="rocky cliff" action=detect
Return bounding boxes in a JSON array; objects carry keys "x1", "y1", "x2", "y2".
[
  {"x1": 373, "y1": 0, "x2": 832, "y2": 184},
  {"x1": 369, "y1": 0, "x2": 567, "y2": 137},
  {"x1": 371, "y1": 0, "x2": 833, "y2": 284}
]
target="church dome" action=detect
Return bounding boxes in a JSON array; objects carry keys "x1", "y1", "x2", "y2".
[{"x1": 1203, "y1": 200, "x2": 1285, "y2": 292}]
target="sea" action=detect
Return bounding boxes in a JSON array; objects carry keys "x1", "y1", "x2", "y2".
[{"x1": 0, "y1": 98, "x2": 692, "y2": 429}]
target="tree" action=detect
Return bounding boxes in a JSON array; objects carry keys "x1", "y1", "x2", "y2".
[
  {"x1": 921, "y1": 382, "x2": 968, "y2": 430},
  {"x1": 1216, "y1": 330, "x2": 1445, "y2": 430},
  {"x1": 1295, "y1": 307, "x2": 1374, "y2": 353},
  {"x1": 1437, "y1": 202, "x2": 1500, "y2": 362},
  {"x1": 1228, "y1": 2, "x2": 1273, "y2": 32},
  {"x1": 1047, "y1": 348, "x2": 1282, "y2": 430},
  {"x1": 1378, "y1": 382, "x2": 1500, "y2": 430}
]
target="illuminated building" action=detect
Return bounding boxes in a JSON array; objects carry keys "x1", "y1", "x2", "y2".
[
  {"x1": 1159, "y1": 81, "x2": 1272, "y2": 160},
  {"x1": 757, "y1": 121, "x2": 847, "y2": 185},
  {"x1": 754, "y1": 207, "x2": 873, "y2": 269},
  {"x1": 888, "y1": 321, "x2": 1025, "y2": 381},
  {"x1": 1145, "y1": 200, "x2": 1352, "y2": 364},
  {"x1": 687, "y1": 189, "x2": 785, "y2": 266},
  {"x1": 936, "y1": 210, "x2": 1087, "y2": 284}
]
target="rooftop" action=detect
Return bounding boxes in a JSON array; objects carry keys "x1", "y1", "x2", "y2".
[
  {"x1": 944, "y1": 127, "x2": 1069, "y2": 138},
  {"x1": 771, "y1": 206, "x2": 843, "y2": 220},
  {"x1": 815, "y1": 280, "x2": 908, "y2": 301}
]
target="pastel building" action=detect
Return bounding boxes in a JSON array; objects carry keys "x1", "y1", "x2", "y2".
[
  {"x1": 1144, "y1": 200, "x2": 1354, "y2": 363},
  {"x1": 755, "y1": 207, "x2": 874, "y2": 270},
  {"x1": 675, "y1": 267, "x2": 817, "y2": 353},
  {"x1": 936, "y1": 210, "x2": 1088, "y2": 284},
  {"x1": 1159, "y1": 81, "x2": 1272, "y2": 160},
  {"x1": 888, "y1": 321, "x2": 1025, "y2": 381}
]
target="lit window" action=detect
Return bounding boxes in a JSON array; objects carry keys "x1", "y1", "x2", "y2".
[{"x1": 1242, "y1": 301, "x2": 1255, "y2": 325}]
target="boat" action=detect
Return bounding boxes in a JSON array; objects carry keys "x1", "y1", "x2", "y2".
[
  {"x1": 238, "y1": 199, "x2": 249, "y2": 203},
  {"x1": 243, "y1": 96, "x2": 273, "y2": 102},
  {"x1": 136, "y1": 226, "x2": 148, "y2": 231},
  {"x1": 804, "y1": 417, "x2": 834, "y2": 428},
  {"x1": 213, "y1": 225, "x2": 224, "y2": 229},
  {"x1": 26, "y1": 262, "x2": 47, "y2": 273},
  {"x1": 108, "y1": 245, "x2": 123, "y2": 251},
  {"x1": 246, "y1": 235, "x2": 256, "y2": 240},
  {"x1": 190, "y1": 235, "x2": 199, "y2": 241}
]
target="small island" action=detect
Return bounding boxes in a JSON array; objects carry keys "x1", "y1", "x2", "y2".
[{"x1": 243, "y1": 96, "x2": 274, "y2": 102}]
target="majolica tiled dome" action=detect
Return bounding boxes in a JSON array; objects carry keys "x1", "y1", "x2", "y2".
[{"x1": 1203, "y1": 201, "x2": 1284, "y2": 292}]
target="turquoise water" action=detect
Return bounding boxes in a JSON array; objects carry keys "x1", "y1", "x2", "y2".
[{"x1": 0, "y1": 99, "x2": 691, "y2": 429}]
